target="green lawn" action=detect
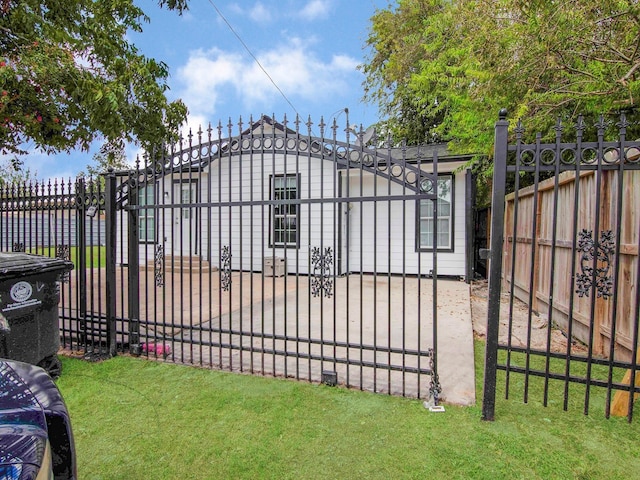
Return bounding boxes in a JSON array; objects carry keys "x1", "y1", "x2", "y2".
[
  {"x1": 29, "y1": 245, "x2": 106, "y2": 268},
  {"x1": 56, "y1": 342, "x2": 639, "y2": 479}
]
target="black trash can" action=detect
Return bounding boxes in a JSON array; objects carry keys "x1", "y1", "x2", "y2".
[{"x1": 0, "y1": 252, "x2": 73, "y2": 378}]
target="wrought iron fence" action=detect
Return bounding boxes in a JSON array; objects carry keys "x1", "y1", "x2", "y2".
[
  {"x1": 483, "y1": 111, "x2": 640, "y2": 422},
  {"x1": 1, "y1": 115, "x2": 457, "y2": 402},
  {"x1": 0, "y1": 177, "x2": 113, "y2": 357}
]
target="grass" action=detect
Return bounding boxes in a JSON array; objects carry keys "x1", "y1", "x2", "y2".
[
  {"x1": 28, "y1": 245, "x2": 106, "y2": 268},
  {"x1": 55, "y1": 342, "x2": 640, "y2": 480}
]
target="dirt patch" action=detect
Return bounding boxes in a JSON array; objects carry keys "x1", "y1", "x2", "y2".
[{"x1": 470, "y1": 280, "x2": 587, "y2": 354}]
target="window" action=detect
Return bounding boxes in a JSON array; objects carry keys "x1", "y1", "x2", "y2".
[
  {"x1": 271, "y1": 174, "x2": 299, "y2": 247},
  {"x1": 138, "y1": 185, "x2": 156, "y2": 243},
  {"x1": 418, "y1": 176, "x2": 453, "y2": 251}
]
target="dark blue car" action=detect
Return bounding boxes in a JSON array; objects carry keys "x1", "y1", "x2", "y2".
[{"x1": 0, "y1": 359, "x2": 76, "y2": 480}]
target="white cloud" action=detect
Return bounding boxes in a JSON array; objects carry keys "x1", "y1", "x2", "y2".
[
  {"x1": 298, "y1": 0, "x2": 333, "y2": 21},
  {"x1": 175, "y1": 38, "x2": 359, "y2": 124},
  {"x1": 176, "y1": 48, "x2": 242, "y2": 115},
  {"x1": 238, "y1": 40, "x2": 357, "y2": 103},
  {"x1": 180, "y1": 114, "x2": 213, "y2": 138},
  {"x1": 249, "y1": 2, "x2": 272, "y2": 23},
  {"x1": 228, "y1": 1, "x2": 332, "y2": 24},
  {"x1": 228, "y1": 4, "x2": 243, "y2": 15},
  {"x1": 125, "y1": 145, "x2": 146, "y2": 168},
  {"x1": 180, "y1": 10, "x2": 195, "y2": 22},
  {"x1": 0, "y1": 149, "x2": 80, "y2": 182},
  {"x1": 227, "y1": 2, "x2": 272, "y2": 24},
  {"x1": 331, "y1": 54, "x2": 358, "y2": 70}
]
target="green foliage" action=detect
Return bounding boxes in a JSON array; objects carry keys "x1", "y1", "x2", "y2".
[
  {"x1": 362, "y1": 0, "x2": 640, "y2": 162},
  {"x1": 80, "y1": 140, "x2": 131, "y2": 180},
  {"x1": 0, "y1": 156, "x2": 34, "y2": 184},
  {"x1": 361, "y1": 0, "x2": 450, "y2": 145},
  {"x1": 0, "y1": 0, "x2": 188, "y2": 160}
]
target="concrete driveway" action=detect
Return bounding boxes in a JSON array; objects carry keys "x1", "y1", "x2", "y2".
[{"x1": 63, "y1": 269, "x2": 475, "y2": 405}]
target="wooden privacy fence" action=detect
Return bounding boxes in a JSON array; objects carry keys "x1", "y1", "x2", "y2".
[{"x1": 503, "y1": 167, "x2": 640, "y2": 361}]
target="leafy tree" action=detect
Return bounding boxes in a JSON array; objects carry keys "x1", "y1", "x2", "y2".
[
  {"x1": 361, "y1": 0, "x2": 449, "y2": 145},
  {"x1": 0, "y1": 0, "x2": 189, "y2": 164},
  {"x1": 80, "y1": 140, "x2": 130, "y2": 179},
  {"x1": 362, "y1": 0, "x2": 640, "y2": 156},
  {"x1": 0, "y1": 157, "x2": 34, "y2": 185}
]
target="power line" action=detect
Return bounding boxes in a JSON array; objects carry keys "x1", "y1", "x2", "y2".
[{"x1": 206, "y1": 0, "x2": 300, "y2": 117}]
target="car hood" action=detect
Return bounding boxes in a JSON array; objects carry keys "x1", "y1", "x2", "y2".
[
  {"x1": 0, "y1": 359, "x2": 76, "y2": 479},
  {"x1": 0, "y1": 360, "x2": 50, "y2": 473}
]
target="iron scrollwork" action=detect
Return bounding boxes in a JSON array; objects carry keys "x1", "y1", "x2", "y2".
[
  {"x1": 575, "y1": 229, "x2": 615, "y2": 299},
  {"x1": 12, "y1": 242, "x2": 24, "y2": 252},
  {"x1": 154, "y1": 244, "x2": 164, "y2": 287},
  {"x1": 428, "y1": 348, "x2": 442, "y2": 405},
  {"x1": 311, "y1": 247, "x2": 333, "y2": 298},
  {"x1": 221, "y1": 246, "x2": 232, "y2": 291}
]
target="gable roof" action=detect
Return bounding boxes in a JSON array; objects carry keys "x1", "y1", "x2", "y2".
[{"x1": 241, "y1": 115, "x2": 297, "y2": 136}]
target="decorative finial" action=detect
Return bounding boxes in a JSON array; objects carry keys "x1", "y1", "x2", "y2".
[{"x1": 499, "y1": 109, "x2": 508, "y2": 120}]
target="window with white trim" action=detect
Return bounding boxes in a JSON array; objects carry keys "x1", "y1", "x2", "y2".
[
  {"x1": 138, "y1": 185, "x2": 156, "y2": 243},
  {"x1": 271, "y1": 174, "x2": 299, "y2": 248},
  {"x1": 418, "y1": 175, "x2": 453, "y2": 250}
]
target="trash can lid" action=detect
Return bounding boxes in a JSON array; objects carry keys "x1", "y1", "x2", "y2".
[{"x1": 0, "y1": 252, "x2": 74, "y2": 279}]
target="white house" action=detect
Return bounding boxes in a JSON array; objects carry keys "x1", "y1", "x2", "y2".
[{"x1": 117, "y1": 116, "x2": 476, "y2": 280}]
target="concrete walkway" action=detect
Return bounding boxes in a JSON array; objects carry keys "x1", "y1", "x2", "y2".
[{"x1": 432, "y1": 279, "x2": 475, "y2": 406}]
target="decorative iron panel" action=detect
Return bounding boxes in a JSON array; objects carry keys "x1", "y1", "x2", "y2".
[
  {"x1": 310, "y1": 247, "x2": 333, "y2": 298},
  {"x1": 154, "y1": 244, "x2": 165, "y2": 287},
  {"x1": 56, "y1": 244, "x2": 71, "y2": 283},
  {"x1": 220, "y1": 246, "x2": 231, "y2": 292},
  {"x1": 575, "y1": 229, "x2": 615, "y2": 299}
]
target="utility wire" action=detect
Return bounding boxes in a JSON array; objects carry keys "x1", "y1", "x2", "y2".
[{"x1": 207, "y1": 0, "x2": 300, "y2": 118}]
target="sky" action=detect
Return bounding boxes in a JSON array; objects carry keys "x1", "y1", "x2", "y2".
[{"x1": 21, "y1": 0, "x2": 389, "y2": 181}]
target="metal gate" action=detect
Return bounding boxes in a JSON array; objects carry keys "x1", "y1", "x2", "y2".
[
  {"x1": 483, "y1": 111, "x2": 640, "y2": 421},
  {"x1": 115, "y1": 115, "x2": 442, "y2": 400},
  {"x1": 1, "y1": 115, "x2": 445, "y2": 401}
]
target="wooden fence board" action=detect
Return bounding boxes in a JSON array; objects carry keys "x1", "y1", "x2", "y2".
[{"x1": 503, "y1": 169, "x2": 639, "y2": 361}]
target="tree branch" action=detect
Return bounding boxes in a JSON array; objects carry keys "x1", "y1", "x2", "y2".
[{"x1": 618, "y1": 60, "x2": 640, "y2": 86}]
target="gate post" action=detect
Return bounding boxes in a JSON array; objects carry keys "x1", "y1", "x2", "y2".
[
  {"x1": 481, "y1": 110, "x2": 509, "y2": 421},
  {"x1": 76, "y1": 177, "x2": 88, "y2": 347},
  {"x1": 127, "y1": 177, "x2": 141, "y2": 355},
  {"x1": 104, "y1": 169, "x2": 118, "y2": 357},
  {"x1": 465, "y1": 168, "x2": 475, "y2": 284}
]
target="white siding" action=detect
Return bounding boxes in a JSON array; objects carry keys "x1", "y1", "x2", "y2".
[
  {"x1": 115, "y1": 155, "x2": 468, "y2": 277},
  {"x1": 347, "y1": 167, "x2": 468, "y2": 277},
  {"x1": 200, "y1": 152, "x2": 341, "y2": 275}
]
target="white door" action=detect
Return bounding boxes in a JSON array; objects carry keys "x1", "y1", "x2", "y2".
[{"x1": 173, "y1": 181, "x2": 197, "y2": 255}]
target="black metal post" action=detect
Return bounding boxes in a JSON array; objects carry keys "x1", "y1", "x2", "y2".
[
  {"x1": 430, "y1": 151, "x2": 441, "y2": 403},
  {"x1": 104, "y1": 169, "x2": 117, "y2": 357},
  {"x1": 465, "y1": 168, "x2": 474, "y2": 284},
  {"x1": 76, "y1": 177, "x2": 88, "y2": 347},
  {"x1": 127, "y1": 178, "x2": 140, "y2": 355},
  {"x1": 481, "y1": 110, "x2": 509, "y2": 421}
]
